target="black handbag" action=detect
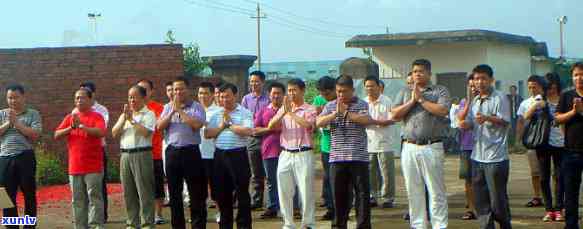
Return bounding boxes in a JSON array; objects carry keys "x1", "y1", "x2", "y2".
[{"x1": 522, "y1": 103, "x2": 552, "y2": 149}]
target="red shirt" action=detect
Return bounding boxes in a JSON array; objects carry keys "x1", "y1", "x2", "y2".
[
  {"x1": 56, "y1": 111, "x2": 106, "y2": 175},
  {"x1": 147, "y1": 101, "x2": 164, "y2": 160}
]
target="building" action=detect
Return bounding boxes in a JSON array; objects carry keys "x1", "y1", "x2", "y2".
[
  {"x1": 346, "y1": 29, "x2": 553, "y2": 99},
  {"x1": 250, "y1": 60, "x2": 342, "y2": 80}
]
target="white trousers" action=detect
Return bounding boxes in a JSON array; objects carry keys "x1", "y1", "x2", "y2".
[
  {"x1": 277, "y1": 150, "x2": 315, "y2": 229},
  {"x1": 401, "y1": 142, "x2": 448, "y2": 229}
]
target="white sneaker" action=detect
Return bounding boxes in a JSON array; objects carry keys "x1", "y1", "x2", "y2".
[{"x1": 215, "y1": 212, "x2": 221, "y2": 223}]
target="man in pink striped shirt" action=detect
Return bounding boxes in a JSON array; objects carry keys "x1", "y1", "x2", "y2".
[{"x1": 268, "y1": 78, "x2": 317, "y2": 229}]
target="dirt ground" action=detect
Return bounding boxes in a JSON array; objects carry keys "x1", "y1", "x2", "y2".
[{"x1": 31, "y1": 153, "x2": 580, "y2": 228}]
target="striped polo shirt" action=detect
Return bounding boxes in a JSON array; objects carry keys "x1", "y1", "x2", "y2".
[
  {"x1": 208, "y1": 104, "x2": 254, "y2": 150},
  {"x1": 0, "y1": 108, "x2": 42, "y2": 157},
  {"x1": 320, "y1": 97, "x2": 369, "y2": 163}
]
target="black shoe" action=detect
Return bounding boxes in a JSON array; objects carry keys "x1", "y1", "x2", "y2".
[
  {"x1": 319, "y1": 202, "x2": 327, "y2": 208},
  {"x1": 260, "y1": 209, "x2": 278, "y2": 219},
  {"x1": 369, "y1": 199, "x2": 378, "y2": 208},
  {"x1": 381, "y1": 201, "x2": 394, "y2": 208},
  {"x1": 294, "y1": 209, "x2": 301, "y2": 219},
  {"x1": 403, "y1": 212, "x2": 410, "y2": 221},
  {"x1": 320, "y1": 211, "x2": 333, "y2": 221}
]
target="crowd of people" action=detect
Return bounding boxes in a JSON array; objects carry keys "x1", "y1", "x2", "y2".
[{"x1": 0, "y1": 59, "x2": 582, "y2": 229}]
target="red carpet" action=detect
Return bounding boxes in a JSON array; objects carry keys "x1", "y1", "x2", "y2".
[{"x1": 15, "y1": 183, "x2": 122, "y2": 207}]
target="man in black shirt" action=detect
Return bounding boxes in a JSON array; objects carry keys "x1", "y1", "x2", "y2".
[{"x1": 555, "y1": 62, "x2": 583, "y2": 229}]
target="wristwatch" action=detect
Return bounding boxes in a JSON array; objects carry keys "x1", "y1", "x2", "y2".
[
  {"x1": 417, "y1": 97, "x2": 425, "y2": 104},
  {"x1": 78, "y1": 124, "x2": 85, "y2": 129}
]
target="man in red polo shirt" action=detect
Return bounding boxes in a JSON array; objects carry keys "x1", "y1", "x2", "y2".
[
  {"x1": 55, "y1": 88, "x2": 107, "y2": 229},
  {"x1": 137, "y1": 79, "x2": 167, "y2": 225}
]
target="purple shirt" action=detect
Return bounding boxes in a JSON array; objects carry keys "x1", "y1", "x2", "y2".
[
  {"x1": 457, "y1": 99, "x2": 474, "y2": 151},
  {"x1": 254, "y1": 104, "x2": 282, "y2": 159},
  {"x1": 242, "y1": 93, "x2": 270, "y2": 115},
  {"x1": 161, "y1": 101, "x2": 206, "y2": 147}
]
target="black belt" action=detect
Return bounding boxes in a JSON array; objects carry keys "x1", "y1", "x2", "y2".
[
  {"x1": 284, "y1": 146, "x2": 312, "y2": 153},
  {"x1": 121, "y1": 147, "x2": 152, "y2": 153},
  {"x1": 404, "y1": 139, "x2": 442, "y2": 146}
]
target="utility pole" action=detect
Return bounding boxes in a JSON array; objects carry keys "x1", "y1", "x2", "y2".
[
  {"x1": 251, "y1": 3, "x2": 266, "y2": 70},
  {"x1": 386, "y1": 26, "x2": 389, "y2": 34},
  {"x1": 558, "y1": 16, "x2": 568, "y2": 59},
  {"x1": 88, "y1": 13, "x2": 102, "y2": 44}
]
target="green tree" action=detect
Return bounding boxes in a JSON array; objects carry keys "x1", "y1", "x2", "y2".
[{"x1": 165, "y1": 29, "x2": 210, "y2": 77}]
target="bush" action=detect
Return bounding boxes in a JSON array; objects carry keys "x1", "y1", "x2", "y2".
[
  {"x1": 35, "y1": 144, "x2": 68, "y2": 186},
  {"x1": 106, "y1": 158, "x2": 120, "y2": 183}
]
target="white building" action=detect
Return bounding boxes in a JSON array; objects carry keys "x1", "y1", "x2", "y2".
[{"x1": 346, "y1": 29, "x2": 553, "y2": 99}]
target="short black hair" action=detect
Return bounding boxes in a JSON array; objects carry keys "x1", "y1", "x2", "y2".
[
  {"x1": 509, "y1": 85, "x2": 517, "y2": 90},
  {"x1": 80, "y1": 81, "x2": 96, "y2": 93},
  {"x1": 412, "y1": 59, "x2": 431, "y2": 72},
  {"x1": 379, "y1": 80, "x2": 385, "y2": 88},
  {"x1": 174, "y1": 76, "x2": 190, "y2": 86},
  {"x1": 407, "y1": 71, "x2": 413, "y2": 76},
  {"x1": 268, "y1": 82, "x2": 285, "y2": 92},
  {"x1": 131, "y1": 85, "x2": 148, "y2": 97},
  {"x1": 336, "y1": 75, "x2": 354, "y2": 88},
  {"x1": 164, "y1": 81, "x2": 173, "y2": 88},
  {"x1": 317, "y1": 76, "x2": 336, "y2": 91},
  {"x1": 6, "y1": 84, "x2": 25, "y2": 94},
  {"x1": 571, "y1": 62, "x2": 583, "y2": 75},
  {"x1": 287, "y1": 78, "x2": 306, "y2": 90},
  {"x1": 363, "y1": 75, "x2": 381, "y2": 86},
  {"x1": 472, "y1": 64, "x2": 494, "y2": 78},
  {"x1": 249, "y1": 71, "x2": 266, "y2": 81},
  {"x1": 219, "y1": 82, "x2": 238, "y2": 94},
  {"x1": 545, "y1": 72, "x2": 562, "y2": 92},
  {"x1": 527, "y1": 75, "x2": 547, "y2": 89},
  {"x1": 77, "y1": 88, "x2": 93, "y2": 99},
  {"x1": 467, "y1": 73, "x2": 474, "y2": 81},
  {"x1": 198, "y1": 82, "x2": 215, "y2": 92},
  {"x1": 137, "y1": 79, "x2": 154, "y2": 90}
]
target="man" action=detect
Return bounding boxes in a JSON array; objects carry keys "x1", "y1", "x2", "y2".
[
  {"x1": 75, "y1": 82, "x2": 110, "y2": 221},
  {"x1": 363, "y1": 76, "x2": 396, "y2": 209},
  {"x1": 112, "y1": 86, "x2": 156, "y2": 228},
  {"x1": 55, "y1": 88, "x2": 106, "y2": 229},
  {"x1": 268, "y1": 79, "x2": 317, "y2": 229},
  {"x1": 253, "y1": 82, "x2": 285, "y2": 219},
  {"x1": 205, "y1": 83, "x2": 254, "y2": 229},
  {"x1": 516, "y1": 76, "x2": 545, "y2": 208},
  {"x1": 507, "y1": 85, "x2": 523, "y2": 147},
  {"x1": 0, "y1": 84, "x2": 42, "y2": 229},
  {"x1": 317, "y1": 75, "x2": 385, "y2": 229},
  {"x1": 455, "y1": 74, "x2": 478, "y2": 220},
  {"x1": 391, "y1": 59, "x2": 451, "y2": 229},
  {"x1": 137, "y1": 79, "x2": 167, "y2": 225},
  {"x1": 241, "y1": 71, "x2": 270, "y2": 209},
  {"x1": 312, "y1": 76, "x2": 337, "y2": 220},
  {"x1": 157, "y1": 77, "x2": 207, "y2": 229},
  {"x1": 459, "y1": 64, "x2": 512, "y2": 229},
  {"x1": 555, "y1": 62, "x2": 583, "y2": 229},
  {"x1": 197, "y1": 82, "x2": 221, "y2": 212}
]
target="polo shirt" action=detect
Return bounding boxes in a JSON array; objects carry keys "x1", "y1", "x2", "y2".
[
  {"x1": 119, "y1": 106, "x2": 156, "y2": 150},
  {"x1": 208, "y1": 105, "x2": 254, "y2": 150},
  {"x1": 200, "y1": 105, "x2": 220, "y2": 159},
  {"x1": 0, "y1": 108, "x2": 42, "y2": 157},
  {"x1": 242, "y1": 93, "x2": 270, "y2": 115},
  {"x1": 279, "y1": 103, "x2": 317, "y2": 150},
  {"x1": 558, "y1": 90, "x2": 583, "y2": 153},
  {"x1": 364, "y1": 94, "x2": 393, "y2": 153},
  {"x1": 254, "y1": 104, "x2": 282, "y2": 159},
  {"x1": 312, "y1": 95, "x2": 331, "y2": 154},
  {"x1": 147, "y1": 101, "x2": 164, "y2": 160},
  {"x1": 160, "y1": 100, "x2": 206, "y2": 147}
]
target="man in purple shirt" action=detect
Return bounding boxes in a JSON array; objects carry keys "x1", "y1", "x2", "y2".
[
  {"x1": 156, "y1": 77, "x2": 207, "y2": 229},
  {"x1": 241, "y1": 70, "x2": 271, "y2": 209},
  {"x1": 253, "y1": 82, "x2": 285, "y2": 219}
]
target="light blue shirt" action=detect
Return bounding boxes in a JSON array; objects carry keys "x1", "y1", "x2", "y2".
[
  {"x1": 208, "y1": 104, "x2": 254, "y2": 150},
  {"x1": 467, "y1": 89, "x2": 511, "y2": 163}
]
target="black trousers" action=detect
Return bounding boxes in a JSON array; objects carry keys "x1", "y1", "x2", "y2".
[
  {"x1": 0, "y1": 150, "x2": 37, "y2": 229},
  {"x1": 165, "y1": 145, "x2": 207, "y2": 229},
  {"x1": 102, "y1": 150, "x2": 108, "y2": 221},
  {"x1": 214, "y1": 147, "x2": 252, "y2": 229},
  {"x1": 330, "y1": 162, "x2": 370, "y2": 229},
  {"x1": 562, "y1": 152, "x2": 583, "y2": 229},
  {"x1": 535, "y1": 146, "x2": 564, "y2": 211},
  {"x1": 247, "y1": 137, "x2": 265, "y2": 206}
]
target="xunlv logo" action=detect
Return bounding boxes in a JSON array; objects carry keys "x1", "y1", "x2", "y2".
[{"x1": 1, "y1": 215, "x2": 37, "y2": 225}]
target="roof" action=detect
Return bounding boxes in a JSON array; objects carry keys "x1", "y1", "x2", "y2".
[{"x1": 346, "y1": 29, "x2": 538, "y2": 48}]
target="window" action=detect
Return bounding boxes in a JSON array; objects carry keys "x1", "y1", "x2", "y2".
[{"x1": 307, "y1": 70, "x2": 317, "y2": 74}]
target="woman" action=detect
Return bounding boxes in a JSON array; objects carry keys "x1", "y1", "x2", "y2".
[{"x1": 523, "y1": 73, "x2": 565, "y2": 222}]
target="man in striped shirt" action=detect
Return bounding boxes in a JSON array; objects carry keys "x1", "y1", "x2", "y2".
[
  {"x1": 317, "y1": 75, "x2": 386, "y2": 229},
  {"x1": 205, "y1": 83, "x2": 254, "y2": 229}
]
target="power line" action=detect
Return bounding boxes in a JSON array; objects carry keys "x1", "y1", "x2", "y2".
[
  {"x1": 267, "y1": 16, "x2": 351, "y2": 38},
  {"x1": 266, "y1": 18, "x2": 348, "y2": 39},
  {"x1": 182, "y1": 0, "x2": 253, "y2": 16}
]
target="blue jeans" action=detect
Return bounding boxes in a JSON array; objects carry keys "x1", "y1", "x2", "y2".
[
  {"x1": 562, "y1": 152, "x2": 583, "y2": 229},
  {"x1": 263, "y1": 158, "x2": 279, "y2": 211}
]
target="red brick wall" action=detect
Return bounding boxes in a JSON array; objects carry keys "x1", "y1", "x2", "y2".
[{"x1": 0, "y1": 44, "x2": 191, "y2": 159}]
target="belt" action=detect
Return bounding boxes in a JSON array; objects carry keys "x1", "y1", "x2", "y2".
[
  {"x1": 404, "y1": 139, "x2": 442, "y2": 146},
  {"x1": 284, "y1": 146, "x2": 313, "y2": 153},
  {"x1": 121, "y1": 147, "x2": 152, "y2": 153}
]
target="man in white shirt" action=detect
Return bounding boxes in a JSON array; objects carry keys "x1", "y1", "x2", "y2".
[{"x1": 363, "y1": 76, "x2": 396, "y2": 208}]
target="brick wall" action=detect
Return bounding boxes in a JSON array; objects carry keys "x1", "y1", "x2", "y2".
[{"x1": 0, "y1": 44, "x2": 192, "y2": 159}]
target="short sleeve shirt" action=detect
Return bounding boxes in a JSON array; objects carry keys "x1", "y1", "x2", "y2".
[
  {"x1": 320, "y1": 97, "x2": 369, "y2": 163},
  {"x1": 254, "y1": 104, "x2": 282, "y2": 159},
  {"x1": 160, "y1": 101, "x2": 206, "y2": 147},
  {"x1": 558, "y1": 90, "x2": 583, "y2": 152},
  {"x1": 208, "y1": 105, "x2": 254, "y2": 150},
  {"x1": 279, "y1": 103, "x2": 317, "y2": 150},
  {"x1": 200, "y1": 105, "x2": 220, "y2": 159},
  {"x1": 119, "y1": 106, "x2": 156, "y2": 149},
  {"x1": 364, "y1": 95, "x2": 394, "y2": 153},
  {"x1": 242, "y1": 93, "x2": 270, "y2": 115},
  {"x1": 312, "y1": 95, "x2": 331, "y2": 153},
  {"x1": 147, "y1": 101, "x2": 164, "y2": 160},
  {"x1": 0, "y1": 108, "x2": 42, "y2": 157},
  {"x1": 393, "y1": 85, "x2": 452, "y2": 141},
  {"x1": 56, "y1": 111, "x2": 106, "y2": 175}
]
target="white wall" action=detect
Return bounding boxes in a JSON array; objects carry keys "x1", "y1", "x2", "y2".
[{"x1": 486, "y1": 42, "x2": 532, "y2": 94}]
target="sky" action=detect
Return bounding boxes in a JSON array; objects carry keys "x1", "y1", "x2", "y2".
[{"x1": 1, "y1": 0, "x2": 581, "y2": 62}]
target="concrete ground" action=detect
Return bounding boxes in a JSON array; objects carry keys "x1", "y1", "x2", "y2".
[{"x1": 35, "y1": 153, "x2": 579, "y2": 228}]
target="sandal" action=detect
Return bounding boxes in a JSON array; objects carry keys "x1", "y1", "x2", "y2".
[
  {"x1": 525, "y1": 198, "x2": 543, "y2": 207},
  {"x1": 461, "y1": 211, "x2": 476, "y2": 220}
]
